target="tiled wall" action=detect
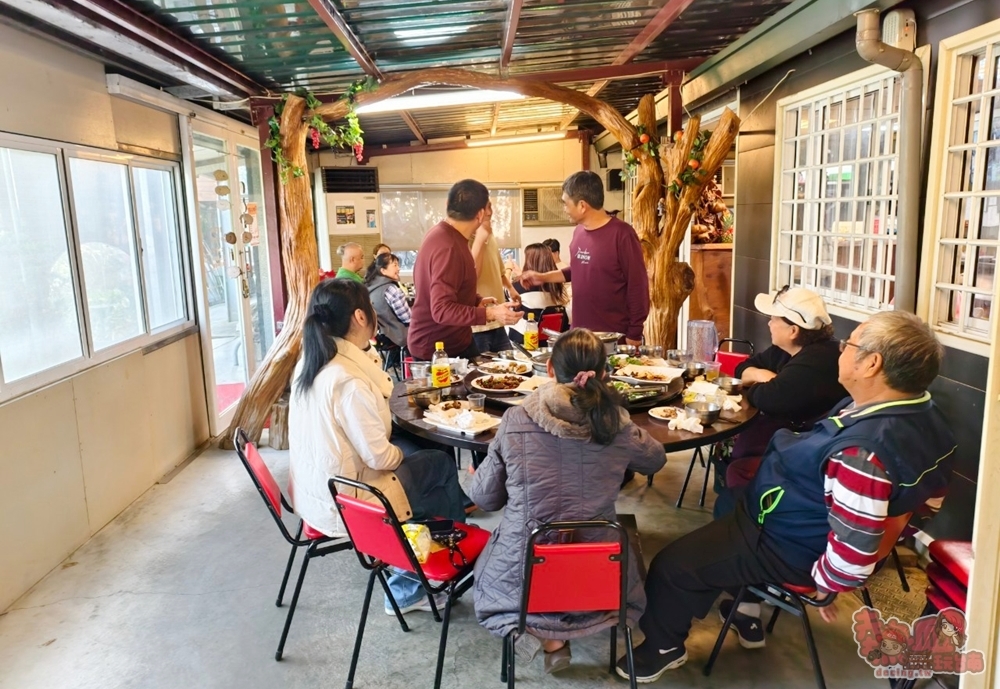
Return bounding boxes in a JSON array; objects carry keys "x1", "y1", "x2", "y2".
[{"x1": 731, "y1": 0, "x2": 1000, "y2": 541}]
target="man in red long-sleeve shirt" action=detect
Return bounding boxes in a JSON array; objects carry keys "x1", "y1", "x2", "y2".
[
  {"x1": 407, "y1": 179, "x2": 521, "y2": 361},
  {"x1": 520, "y1": 171, "x2": 649, "y2": 346}
]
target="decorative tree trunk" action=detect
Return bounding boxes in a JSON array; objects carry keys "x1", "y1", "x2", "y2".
[{"x1": 220, "y1": 67, "x2": 736, "y2": 447}]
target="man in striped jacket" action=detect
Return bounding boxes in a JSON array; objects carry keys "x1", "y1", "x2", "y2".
[{"x1": 618, "y1": 311, "x2": 957, "y2": 683}]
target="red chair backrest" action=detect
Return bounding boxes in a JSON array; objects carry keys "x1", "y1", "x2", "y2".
[
  {"x1": 716, "y1": 351, "x2": 750, "y2": 377},
  {"x1": 243, "y1": 440, "x2": 282, "y2": 517},
  {"x1": 334, "y1": 494, "x2": 415, "y2": 572},
  {"x1": 526, "y1": 542, "x2": 621, "y2": 613},
  {"x1": 539, "y1": 312, "x2": 565, "y2": 338}
]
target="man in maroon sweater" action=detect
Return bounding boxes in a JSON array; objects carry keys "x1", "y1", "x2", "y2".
[
  {"x1": 407, "y1": 179, "x2": 522, "y2": 360},
  {"x1": 520, "y1": 171, "x2": 649, "y2": 346}
]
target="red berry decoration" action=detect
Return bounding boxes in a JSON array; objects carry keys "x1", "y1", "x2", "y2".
[
  {"x1": 353, "y1": 142, "x2": 364, "y2": 162},
  {"x1": 674, "y1": 130, "x2": 683, "y2": 143},
  {"x1": 639, "y1": 133, "x2": 650, "y2": 144},
  {"x1": 688, "y1": 159, "x2": 701, "y2": 170},
  {"x1": 310, "y1": 128, "x2": 321, "y2": 150}
]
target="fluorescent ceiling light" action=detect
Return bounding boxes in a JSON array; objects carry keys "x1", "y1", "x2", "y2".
[
  {"x1": 356, "y1": 89, "x2": 526, "y2": 114},
  {"x1": 466, "y1": 133, "x2": 568, "y2": 148}
]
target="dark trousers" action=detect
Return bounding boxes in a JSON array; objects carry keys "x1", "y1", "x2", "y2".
[
  {"x1": 393, "y1": 449, "x2": 469, "y2": 523},
  {"x1": 472, "y1": 327, "x2": 511, "y2": 356},
  {"x1": 639, "y1": 503, "x2": 813, "y2": 650}
]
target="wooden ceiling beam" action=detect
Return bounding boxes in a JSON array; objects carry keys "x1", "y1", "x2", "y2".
[
  {"x1": 499, "y1": 0, "x2": 523, "y2": 75},
  {"x1": 399, "y1": 111, "x2": 427, "y2": 144},
  {"x1": 490, "y1": 103, "x2": 501, "y2": 136},
  {"x1": 306, "y1": 0, "x2": 382, "y2": 79}
]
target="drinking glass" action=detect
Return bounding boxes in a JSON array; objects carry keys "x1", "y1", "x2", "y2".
[
  {"x1": 704, "y1": 361, "x2": 722, "y2": 382},
  {"x1": 406, "y1": 377, "x2": 428, "y2": 407},
  {"x1": 409, "y1": 362, "x2": 429, "y2": 380},
  {"x1": 467, "y1": 393, "x2": 486, "y2": 412},
  {"x1": 667, "y1": 349, "x2": 692, "y2": 366}
]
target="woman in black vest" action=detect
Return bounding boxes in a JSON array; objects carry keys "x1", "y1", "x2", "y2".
[{"x1": 365, "y1": 253, "x2": 410, "y2": 349}]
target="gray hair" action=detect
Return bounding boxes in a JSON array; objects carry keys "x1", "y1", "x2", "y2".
[
  {"x1": 856, "y1": 311, "x2": 943, "y2": 393},
  {"x1": 336, "y1": 242, "x2": 362, "y2": 257}
]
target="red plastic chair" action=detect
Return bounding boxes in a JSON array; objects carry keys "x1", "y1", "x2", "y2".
[
  {"x1": 538, "y1": 306, "x2": 569, "y2": 345},
  {"x1": 501, "y1": 521, "x2": 637, "y2": 689},
  {"x1": 329, "y1": 476, "x2": 490, "y2": 689},
  {"x1": 716, "y1": 338, "x2": 755, "y2": 377},
  {"x1": 704, "y1": 512, "x2": 913, "y2": 689},
  {"x1": 233, "y1": 429, "x2": 352, "y2": 660}
]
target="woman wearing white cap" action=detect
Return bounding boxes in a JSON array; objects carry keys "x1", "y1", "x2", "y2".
[{"x1": 716, "y1": 285, "x2": 847, "y2": 506}]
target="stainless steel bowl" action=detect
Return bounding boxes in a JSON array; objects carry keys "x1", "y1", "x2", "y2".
[
  {"x1": 683, "y1": 361, "x2": 707, "y2": 379},
  {"x1": 685, "y1": 401, "x2": 721, "y2": 425},
  {"x1": 594, "y1": 331, "x2": 625, "y2": 354},
  {"x1": 615, "y1": 344, "x2": 639, "y2": 356},
  {"x1": 718, "y1": 376, "x2": 743, "y2": 394},
  {"x1": 414, "y1": 388, "x2": 442, "y2": 409}
]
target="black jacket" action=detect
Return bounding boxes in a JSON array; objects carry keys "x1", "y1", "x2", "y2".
[{"x1": 735, "y1": 339, "x2": 847, "y2": 423}]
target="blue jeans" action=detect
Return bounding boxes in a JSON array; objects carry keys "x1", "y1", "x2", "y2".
[
  {"x1": 472, "y1": 326, "x2": 511, "y2": 356},
  {"x1": 384, "y1": 448, "x2": 468, "y2": 608}
]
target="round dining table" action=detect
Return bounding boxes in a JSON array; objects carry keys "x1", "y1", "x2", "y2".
[{"x1": 389, "y1": 379, "x2": 759, "y2": 456}]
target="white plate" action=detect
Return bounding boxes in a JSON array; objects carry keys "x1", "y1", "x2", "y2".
[
  {"x1": 515, "y1": 375, "x2": 554, "y2": 393},
  {"x1": 648, "y1": 406, "x2": 682, "y2": 422},
  {"x1": 614, "y1": 365, "x2": 684, "y2": 384},
  {"x1": 427, "y1": 400, "x2": 472, "y2": 414},
  {"x1": 470, "y1": 374, "x2": 531, "y2": 393},
  {"x1": 607, "y1": 355, "x2": 669, "y2": 370},
  {"x1": 423, "y1": 410, "x2": 501, "y2": 436},
  {"x1": 478, "y1": 360, "x2": 532, "y2": 375}
]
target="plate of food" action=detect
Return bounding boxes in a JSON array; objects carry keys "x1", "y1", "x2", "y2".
[
  {"x1": 422, "y1": 408, "x2": 501, "y2": 435},
  {"x1": 515, "y1": 375, "x2": 554, "y2": 393},
  {"x1": 613, "y1": 365, "x2": 685, "y2": 385},
  {"x1": 427, "y1": 400, "x2": 472, "y2": 414},
  {"x1": 609, "y1": 377, "x2": 684, "y2": 410},
  {"x1": 607, "y1": 355, "x2": 670, "y2": 371},
  {"x1": 478, "y1": 360, "x2": 532, "y2": 376},
  {"x1": 648, "y1": 406, "x2": 682, "y2": 422},
  {"x1": 469, "y1": 373, "x2": 531, "y2": 394}
]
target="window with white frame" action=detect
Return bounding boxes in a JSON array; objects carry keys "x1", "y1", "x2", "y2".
[
  {"x1": 775, "y1": 68, "x2": 902, "y2": 313},
  {"x1": 0, "y1": 135, "x2": 189, "y2": 398},
  {"x1": 381, "y1": 187, "x2": 522, "y2": 272},
  {"x1": 926, "y1": 25, "x2": 1000, "y2": 346}
]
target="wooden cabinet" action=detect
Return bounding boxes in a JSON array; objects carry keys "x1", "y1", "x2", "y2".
[{"x1": 689, "y1": 243, "x2": 732, "y2": 340}]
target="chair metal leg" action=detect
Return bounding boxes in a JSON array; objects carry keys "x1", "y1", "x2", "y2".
[
  {"x1": 646, "y1": 473, "x2": 654, "y2": 487},
  {"x1": 797, "y1": 600, "x2": 827, "y2": 689},
  {"x1": 704, "y1": 587, "x2": 746, "y2": 676},
  {"x1": 609, "y1": 625, "x2": 617, "y2": 674},
  {"x1": 376, "y1": 568, "x2": 410, "y2": 632},
  {"x1": 624, "y1": 625, "x2": 638, "y2": 689},
  {"x1": 433, "y1": 584, "x2": 456, "y2": 689},
  {"x1": 676, "y1": 448, "x2": 700, "y2": 508},
  {"x1": 276, "y1": 522, "x2": 304, "y2": 607},
  {"x1": 891, "y1": 547, "x2": 910, "y2": 592},
  {"x1": 275, "y1": 547, "x2": 312, "y2": 661},
  {"x1": 766, "y1": 605, "x2": 781, "y2": 634},
  {"x1": 506, "y1": 632, "x2": 516, "y2": 689},
  {"x1": 345, "y1": 569, "x2": 378, "y2": 689},
  {"x1": 862, "y1": 587, "x2": 874, "y2": 609},
  {"x1": 500, "y1": 637, "x2": 509, "y2": 683},
  {"x1": 698, "y1": 446, "x2": 714, "y2": 507}
]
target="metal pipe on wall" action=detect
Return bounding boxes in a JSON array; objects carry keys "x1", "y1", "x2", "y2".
[{"x1": 855, "y1": 9, "x2": 922, "y2": 313}]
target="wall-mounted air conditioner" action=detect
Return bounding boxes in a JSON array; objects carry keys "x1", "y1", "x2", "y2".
[{"x1": 522, "y1": 187, "x2": 566, "y2": 226}]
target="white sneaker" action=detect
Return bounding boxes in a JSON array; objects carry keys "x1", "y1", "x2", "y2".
[{"x1": 385, "y1": 592, "x2": 449, "y2": 616}]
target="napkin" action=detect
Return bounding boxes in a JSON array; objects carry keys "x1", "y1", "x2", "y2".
[
  {"x1": 722, "y1": 395, "x2": 742, "y2": 413},
  {"x1": 668, "y1": 415, "x2": 704, "y2": 434}
]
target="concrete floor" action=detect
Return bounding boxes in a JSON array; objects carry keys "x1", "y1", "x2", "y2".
[{"x1": 0, "y1": 443, "x2": 897, "y2": 689}]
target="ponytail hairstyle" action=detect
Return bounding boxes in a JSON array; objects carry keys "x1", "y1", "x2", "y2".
[
  {"x1": 550, "y1": 328, "x2": 623, "y2": 445},
  {"x1": 364, "y1": 252, "x2": 400, "y2": 285},
  {"x1": 296, "y1": 278, "x2": 377, "y2": 396}
]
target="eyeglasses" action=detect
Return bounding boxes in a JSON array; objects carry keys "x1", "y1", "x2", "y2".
[
  {"x1": 773, "y1": 285, "x2": 809, "y2": 325},
  {"x1": 839, "y1": 339, "x2": 876, "y2": 354}
]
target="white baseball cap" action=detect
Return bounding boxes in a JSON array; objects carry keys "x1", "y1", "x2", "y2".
[{"x1": 754, "y1": 286, "x2": 832, "y2": 330}]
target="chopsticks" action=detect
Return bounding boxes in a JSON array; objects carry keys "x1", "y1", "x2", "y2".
[{"x1": 396, "y1": 383, "x2": 455, "y2": 398}]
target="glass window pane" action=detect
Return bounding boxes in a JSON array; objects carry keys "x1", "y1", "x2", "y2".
[
  {"x1": 69, "y1": 158, "x2": 145, "y2": 350},
  {"x1": 0, "y1": 147, "x2": 82, "y2": 381},
  {"x1": 133, "y1": 167, "x2": 185, "y2": 329}
]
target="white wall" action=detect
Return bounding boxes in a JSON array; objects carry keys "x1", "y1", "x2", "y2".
[
  {"x1": 0, "y1": 24, "x2": 209, "y2": 611},
  {"x1": 312, "y1": 139, "x2": 626, "y2": 257}
]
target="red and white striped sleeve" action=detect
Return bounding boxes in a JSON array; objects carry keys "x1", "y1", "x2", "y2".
[{"x1": 812, "y1": 447, "x2": 893, "y2": 593}]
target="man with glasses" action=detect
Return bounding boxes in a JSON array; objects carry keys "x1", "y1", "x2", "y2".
[{"x1": 618, "y1": 310, "x2": 957, "y2": 682}]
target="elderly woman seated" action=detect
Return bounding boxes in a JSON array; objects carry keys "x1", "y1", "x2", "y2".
[{"x1": 468, "y1": 329, "x2": 665, "y2": 674}]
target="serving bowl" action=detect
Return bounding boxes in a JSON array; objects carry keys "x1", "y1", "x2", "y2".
[
  {"x1": 413, "y1": 388, "x2": 442, "y2": 409},
  {"x1": 685, "y1": 401, "x2": 721, "y2": 425},
  {"x1": 683, "y1": 361, "x2": 707, "y2": 379},
  {"x1": 717, "y1": 376, "x2": 743, "y2": 394}
]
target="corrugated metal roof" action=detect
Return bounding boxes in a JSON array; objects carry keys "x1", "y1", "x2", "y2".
[{"x1": 122, "y1": 0, "x2": 791, "y2": 143}]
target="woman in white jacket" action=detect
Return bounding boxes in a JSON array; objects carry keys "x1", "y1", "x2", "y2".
[{"x1": 289, "y1": 278, "x2": 469, "y2": 614}]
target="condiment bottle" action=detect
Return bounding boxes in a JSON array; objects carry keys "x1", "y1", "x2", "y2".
[
  {"x1": 430, "y1": 341, "x2": 451, "y2": 388},
  {"x1": 524, "y1": 313, "x2": 539, "y2": 351}
]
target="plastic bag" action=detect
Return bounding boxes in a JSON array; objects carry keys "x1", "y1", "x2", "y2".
[{"x1": 402, "y1": 523, "x2": 433, "y2": 563}]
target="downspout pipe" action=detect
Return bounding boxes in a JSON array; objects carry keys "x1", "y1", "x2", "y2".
[{"x1": 855, "y1": 9, "x2": 922, "y2": 313}]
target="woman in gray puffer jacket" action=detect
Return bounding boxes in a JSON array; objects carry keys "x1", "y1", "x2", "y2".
[{"x1": 470, "y1": 329, "x2": 666, "y2": 672}]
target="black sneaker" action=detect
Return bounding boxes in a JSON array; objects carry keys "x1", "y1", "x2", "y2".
[
  {"x1": 718, "y1": 599, "x2": 766, "y2": 649},
  {"x1": 616, "y1": 641, "x2": 688, "y2": 683}
]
